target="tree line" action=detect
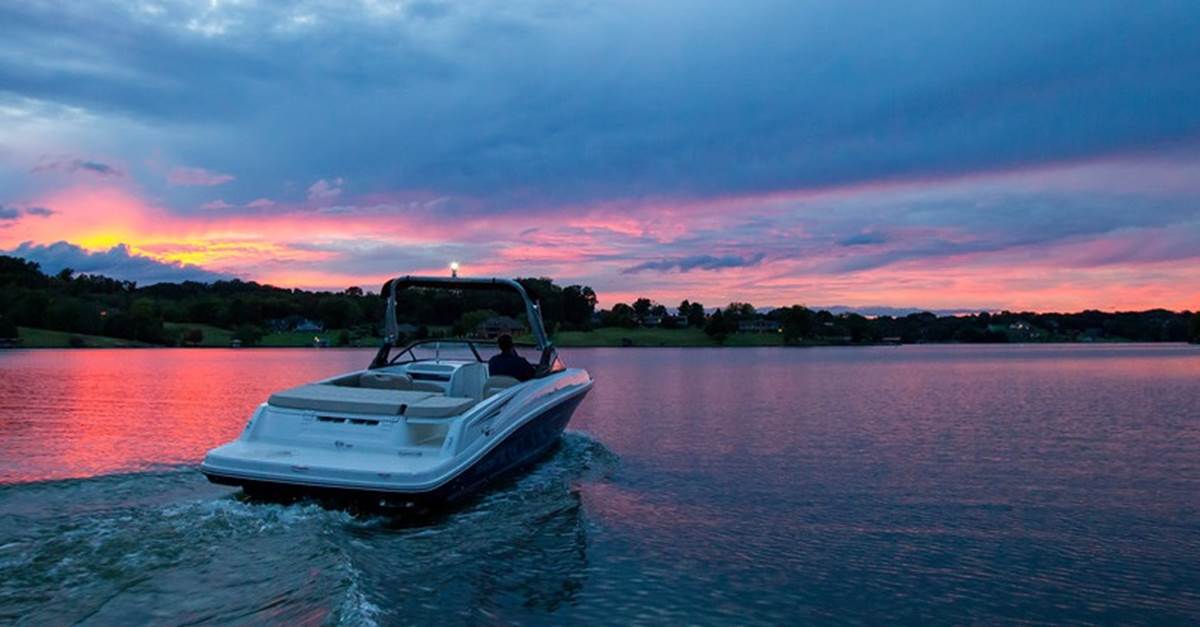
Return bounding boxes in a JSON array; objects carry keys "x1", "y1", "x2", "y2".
[
  {"x1": 596, "y1": 298, "x2": 1200, "y2": 344},
  {"x1": 1, "y1": 253, "x2": 1196, "y2": 346},
  {"x1": 0, "y1": 255, "x2": 596, "y2": 346}
]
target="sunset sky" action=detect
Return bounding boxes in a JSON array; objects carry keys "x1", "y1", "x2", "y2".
[{"x1": 1, "y1": 1, "x2": 1198, "y2": 311}]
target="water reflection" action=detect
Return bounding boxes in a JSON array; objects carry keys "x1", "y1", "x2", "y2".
[
  {"x1": 2, "y1": 344, "x2": 1200, "y2": 623},
  {"x1": 0, "y1": 349, "x2": 374, "y2": 483}
]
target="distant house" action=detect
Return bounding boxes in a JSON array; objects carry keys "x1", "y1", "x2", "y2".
[
  {"x1": 738, "y1": 319, "x2": 781, "y2": 333},
  {"x1": 989, "y1": 320, "x2": 1041, "y2": 341},
  {"x1": 641, "y1": 315, "x2": 663, "y2": 328},
  {"x1": 294, "y1": 319, "x2": 324, "y2": 332},
  {"x1": 268, "y1": 316, "x2": 324, "y2": 332},
  {"x1": 476, "y1": 316, "x2": 524, "y2": 339}
]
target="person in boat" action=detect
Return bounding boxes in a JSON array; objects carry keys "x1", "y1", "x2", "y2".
[{"x1": 488, "y1": 334, "x2": 536, "y2": 381}]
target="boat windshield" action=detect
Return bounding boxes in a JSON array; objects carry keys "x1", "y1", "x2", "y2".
[
  {"x1": 389, "y1": 340, "x2": 482, "y2": 364},
  {"x1": 387, "y1": 338, "x2": 542, "y2": 365},
  {"x1": 371, "y1": 276, "x2": 559, "y2": 373}
]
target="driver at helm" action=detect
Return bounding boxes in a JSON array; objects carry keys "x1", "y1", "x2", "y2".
[{"x1": 488, "y1": 334, "x2": 535, "y2": 382}]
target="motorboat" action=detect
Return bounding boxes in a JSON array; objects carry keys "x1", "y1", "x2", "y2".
[{"x1": 200, "y1": 276, "x2": 593, "y2": 506}]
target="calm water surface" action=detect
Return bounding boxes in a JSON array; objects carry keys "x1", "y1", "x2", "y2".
[{"x1": 1, "y1": 345, "x2": 1199, "y2": 624}]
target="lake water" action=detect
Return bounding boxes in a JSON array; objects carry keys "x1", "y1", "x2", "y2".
[{"x1": 1, "y1": 345, "x2": 1199, "y2": 624}]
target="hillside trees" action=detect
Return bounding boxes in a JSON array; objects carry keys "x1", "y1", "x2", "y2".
[{"x1": 777, "y1": 306, "x2": 814, "y2": 344}]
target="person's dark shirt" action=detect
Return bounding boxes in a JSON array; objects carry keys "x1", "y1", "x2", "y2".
[{"x1": 488, "y1": 350, "x2": 536, "y2": 381}]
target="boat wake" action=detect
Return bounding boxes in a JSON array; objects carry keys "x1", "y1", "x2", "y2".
[{"x1": 0, "y1": 432, "x2": 618, "y2": 624}]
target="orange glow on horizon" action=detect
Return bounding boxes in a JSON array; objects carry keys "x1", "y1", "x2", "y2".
[{"x1": 3, "y1": 174, "x2": 1197, "y2": 312}]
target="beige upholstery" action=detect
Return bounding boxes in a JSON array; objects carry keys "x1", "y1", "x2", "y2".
[
  {"x1": 449, "y1": 363, "x2": 490, "y2": 399},
  {"x1": 269, "y1": 385, "x2": 433, "y2": 415},
  {"x1": 359, "y1": 371, "x2": 442, "y2": 393},
  {"x1": 484, "y1": 375, "x2": 521, "y2": 397},
  {"x1": 359, "y1": 372, "x2": 412, "y2": 389},
  {"x1": 404, "y1": 395, "x2": 478, "y2": 418}
]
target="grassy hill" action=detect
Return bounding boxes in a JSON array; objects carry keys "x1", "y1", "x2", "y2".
[
  {"x1": 163, "y1": 322, "x2": 235, "y2": 347},
  {"x1": 258, "y1": 330, "x2": 379, "y2": 347},
  {"x1": 7, "y1": 324, "x2": 383, "y2": 349},
  {"x1": 552, "y1": 327, "x2": 784, "y2": 347},
  {"x1": 16, "y1": 327, "x2": 154, "y2": 348}
]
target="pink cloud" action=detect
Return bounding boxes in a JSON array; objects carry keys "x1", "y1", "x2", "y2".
[
  {"x1": 168, "y1": 166, "x2": 234, "y2": 186},
  {"x1": 5, "y1": 151, "x2": 1199, "y2": 312},
  {"x1": 307, "y1": 178, "x2": 344, "y2": 201}
]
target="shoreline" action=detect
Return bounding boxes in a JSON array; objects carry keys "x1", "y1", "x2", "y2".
[
  {"x1": 5, "y1": 325, "x2": 1195, "y2": 350},
  {"x1": 3, "y1": 340, "x2": 1193, "y2": 350}
]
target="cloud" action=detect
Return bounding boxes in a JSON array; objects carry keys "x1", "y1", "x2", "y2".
[
  {"x1": 168, "y1": 166, "x2": 234, "y2": 186},
  {"x1": 201, "y1": 199, "x2": 234, "y2": 210},
  {"x1": 0, "y1": 205, "x2": 57, "y2": 221},
  {"x1": 30, "y1": 157, "x2": 123, "y2": 178},
  {"x1": 623, "y1": 253, "x2": 766, "y2": 274},
  {"x1": 0, "y1": 2, "x2": 1199, "y2": 311},
  {"x1": 816, "y1": 305, "x2": 977, "y2": 318},
  {"x1": 2, "y1": 2, "x2": 1198, "y2": 209},
  {"x1": 308, "y1": 178, "x2": 344, "y2": 201},
  {"x1": 838, "y1": 232, "x2": 888, "y2": 247},
  {"x1": 7, "y1": 241, "x2": 231, "y2": 284}
]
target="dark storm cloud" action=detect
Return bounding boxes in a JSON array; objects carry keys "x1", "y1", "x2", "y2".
[
  {"x1": 2, "y1": 1, "x2": 1199, "y2": 211},
  {"x1": 8, "y1": 241, "x2": 230, "y2": 284}
]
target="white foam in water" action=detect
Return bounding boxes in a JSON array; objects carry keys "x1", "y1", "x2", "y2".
[
  {"x1": 161, "y1": 495, "x2": 356, "y2": 533},
  {"x1": 0, "y1": 428, "x2": 621, "y2": 624},
  {"x1": 333, "y1": 561, "x2": 382, "y2": 627}
]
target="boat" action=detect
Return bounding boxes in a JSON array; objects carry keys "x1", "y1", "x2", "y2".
[{"x1": 200, "y1": 276, "x2": 594, "y2": 507}]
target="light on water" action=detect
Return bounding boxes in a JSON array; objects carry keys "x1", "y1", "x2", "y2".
[{"x1": 1, "y1": 345, "x2": 1199, "y2": 623}]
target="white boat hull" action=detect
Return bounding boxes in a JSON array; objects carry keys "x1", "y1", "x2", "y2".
[{"x1": 201, "y1": 369, "x2": 592, "y2": 505}]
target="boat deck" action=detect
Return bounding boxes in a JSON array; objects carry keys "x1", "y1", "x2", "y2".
[{"x1": 268, "y1": 384, "x2": 476, "y2": 417}]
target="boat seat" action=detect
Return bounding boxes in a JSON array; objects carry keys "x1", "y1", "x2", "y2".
[
  {"x1": 269, "y1": 384, "x2": 434, "y2": 415},
  {"x1": 359, "y1": 371, "x2": 442, "y2": 393},
  {"x1": 449, "y1": 362, "x2": 490, "y2": 399},
  {"x1": 403, "y1": 395, "x2": 478, "y2": 418},
  {"x1": 359, "y1": 372, "x2": 411, "y2": 389},
  {"x1": 485, "y1": 375, "x2": 521, "y2": 396}
]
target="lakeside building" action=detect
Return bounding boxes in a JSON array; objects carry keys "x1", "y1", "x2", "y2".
[
  {"x1": 738, "y1": 319, "x2": 781, "y2": 333},
  {"x1": 266, "y1": 316, "x2": 324, "y2": 333},
  {"x1": 294, "y1": 319, "x2": 324, "y2": 333},
  {"x1": 476, "y1": 316, "x2": 525, "y2": 339}
]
